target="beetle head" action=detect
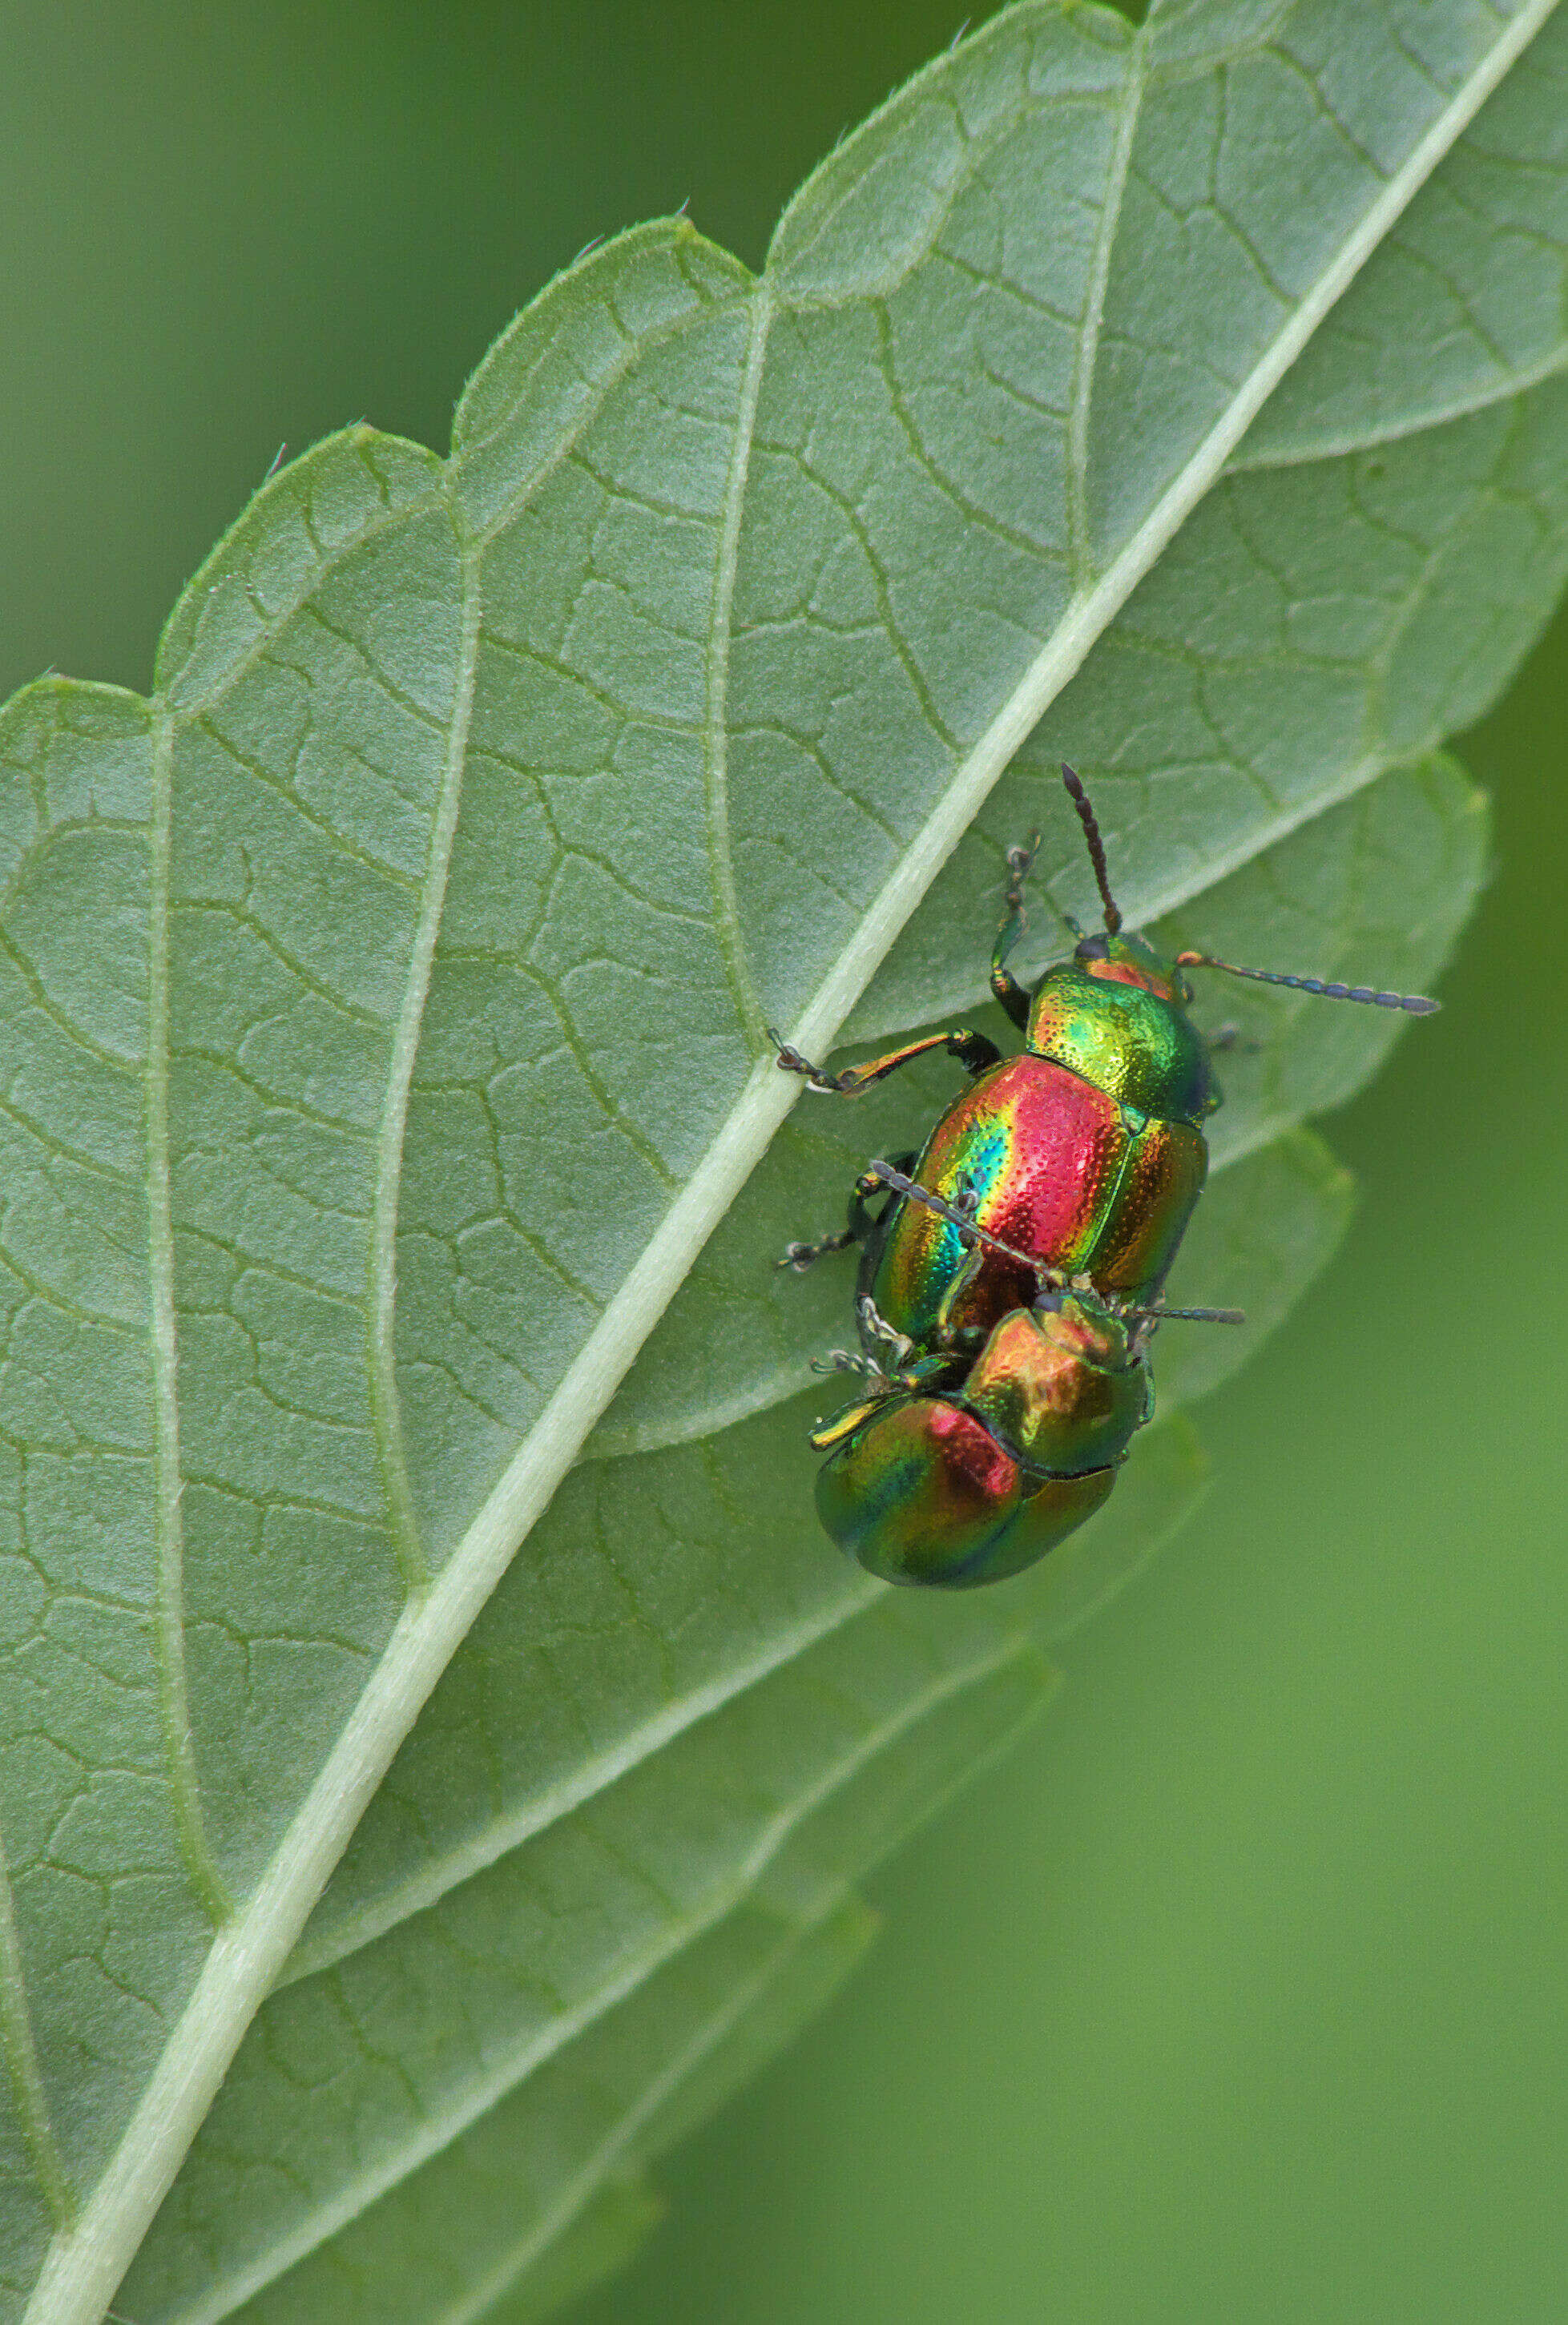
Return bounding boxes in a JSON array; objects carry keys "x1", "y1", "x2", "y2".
[{"x1": 1070, "y1": 925, "x2": 1188, "y2": 1004}]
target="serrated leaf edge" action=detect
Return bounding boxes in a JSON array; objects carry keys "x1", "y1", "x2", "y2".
[
  {"x1": 23, "y1": 9, "x2": 1560, "y2": 2318},
  {"x1": 425, "y1": 1900, "x2": 873, "y2": 2325},
  {"x1": 166, "y1": 1628, "x2": 1042, "y2": 2325}
]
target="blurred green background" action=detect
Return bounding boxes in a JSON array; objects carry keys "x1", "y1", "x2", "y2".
[{"x1": 3, "y1": 5, "x2": 1563, "y2": 2319}]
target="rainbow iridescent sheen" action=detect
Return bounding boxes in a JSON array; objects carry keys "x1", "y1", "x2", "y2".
[
  {"x1": 803, "y1": 901, "x2": 1232, "y2": 1587},
  {"x1": 813, "y1": 1297, "x2": 1143, "y2": 1587},
  {"x1": 1027, "y1": 954, "x2": 1215, "y2": 1120},
  {"x1": 964, "y1": 1300, "x2": 1152, "y2": 1476},
  {"x1": 789, "y1": 763, "x2": 1439, "y2": 1587},
  {"x1": 868, "y1": 1051, "x2": 1206, "y2": 1345}
]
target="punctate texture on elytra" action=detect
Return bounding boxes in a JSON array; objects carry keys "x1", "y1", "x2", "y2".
[{"x1": 0, "y1": 5, "x2": 1562, "y2": 2321}]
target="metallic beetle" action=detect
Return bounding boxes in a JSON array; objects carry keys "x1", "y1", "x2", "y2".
[
  {"x1": 811, "y1": 1291, "x2": 1151, "y2": 1589},
  {"x1": 777, "y1": 765, "x2": 1437, "y2": 1589}
]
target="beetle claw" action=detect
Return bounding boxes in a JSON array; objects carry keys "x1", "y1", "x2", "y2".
[
  {"x1": 774, "y1": 760, "x2": 1433, "y2": 1588},
  {"x1": 771, "y1": 1033, "x2": 841, "y2": 1091}
]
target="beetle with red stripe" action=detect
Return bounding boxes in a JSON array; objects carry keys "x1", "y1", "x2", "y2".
[{"x1": 776, "y1": 766, "x2": 1437, "y2": 1588}]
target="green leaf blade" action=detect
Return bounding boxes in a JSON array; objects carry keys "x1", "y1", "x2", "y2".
[
  {"x1": 859, "y1": 381, "x2": 1559, "y2": 1042},
  {"x1": 142, "y1": 1112, "x2": 1341, "y2": 2325},
  {"x1": 588, "y1": 748, "x2": 1484, "y2": 1459},
  {"x1": 121, "y1": 1587, "x2": 1056, "y2": 2324},
  {"x1": 1233, "y1": 5, "x2": 1568, "y2": 466},
  {"x1": 0, "y1": 7, "x2": 1563, "y2": 2319}
]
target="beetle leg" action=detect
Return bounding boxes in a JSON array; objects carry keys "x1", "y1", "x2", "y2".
[
  {"x1": 776, "y1": 1151, "x2": 914, "y2": 1273},
  {"x1": 776, "y1": 1229, "x2": 857, "y2": 1272},
  {"x1": 856, "y1": 1294, "x2": 917, "y2": 1376},
  {"x1": 808, "y1": 1394, "x2": 889, "y2": 1454},
  {"x1": 771, "y1": 1025, "x2": 1002, "y2": 1095},
  {"x1": 810, "y1": 1348, "x2": 885, "y2": 1384},
  {"x1": 990, "y1": 831, "x2": 1040, "y2": 1032}
]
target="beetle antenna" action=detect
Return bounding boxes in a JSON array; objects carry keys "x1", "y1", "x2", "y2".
[
  {"x1": 865, "y1": 1160, "x2": 1065, "y2": 1287},
  {"x1": 1174, "y1": 952, "x2": 1438, "y2": 1014},
  {"x1": 1060, "y1": 764, "x2": 1123, "y2": 935},
  {"x1": 1123, "y1": 1303, "x2": 1246, "y2": 1325}
]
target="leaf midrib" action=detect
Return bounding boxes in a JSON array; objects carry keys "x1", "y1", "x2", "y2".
[
  {"x1": 25, "y1": 9, "x2": 1559, "y2": 2318},
  {"x1": 163, "y1": 1624, "x2": 1035, "y2": 2325}
]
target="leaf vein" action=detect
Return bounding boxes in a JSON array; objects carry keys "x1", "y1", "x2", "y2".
[
  {"x1": 365, "y1": 521, "x2": 483, "y2": 1600},
  {"x1": 147, "y1": 707, "x2": 232, "y2": 1930},
  {"x1": 0, "y1": 1814, "x2": 74, "y2": 2230},
  {"x1": 173, "y1": 1627, "x2": 1026, "y2": 2324},
  {"x1": 164, "y1": 473, "x2": 446, "y2": 720},
  {"x1": 1067, "y1": 19, "x2": 1148, "y2": 588},
  {"x1": 702, "y1": 283, "x2": 775, "y2": 1050}
]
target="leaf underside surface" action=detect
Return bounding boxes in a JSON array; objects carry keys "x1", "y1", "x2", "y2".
[{"x1": 0, "y1": 2, "x2": 1562, "y2": 2319}]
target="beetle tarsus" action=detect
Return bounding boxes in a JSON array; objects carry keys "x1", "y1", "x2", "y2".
[
  {"x1": 776, "y1": 1231, "x2": 857, "y2": 1272},
  {"x1": 770, "y1": 1030, "x2": 846, "y2": 1092},
  {"x1": 1003, "y1": 828, "x2": 1041, "y2": 912},
  {"x1": 775, "y1": 765, "x2": 1438, "y2": 1589},
  {"x1": 856, "y1": 1294, "x2": 916, "y2": 1373}
]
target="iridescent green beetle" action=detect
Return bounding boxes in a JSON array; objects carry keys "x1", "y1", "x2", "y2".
[
  {"x1": 812, "y1": 1290, "x2": 1151, "y2": 1589},
  {"x1": 778, "y1": 766, "x2": 1438, "y2": 1588}
]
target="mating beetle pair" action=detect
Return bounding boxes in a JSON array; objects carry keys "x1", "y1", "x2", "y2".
[{"x1": 776, "y1": 768, "x2": 1437, "y2": 1590}]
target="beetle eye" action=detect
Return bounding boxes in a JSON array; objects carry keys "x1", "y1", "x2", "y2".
[{"x1": 1075, "y1": 935, "x2": 1109, "y2": 962}]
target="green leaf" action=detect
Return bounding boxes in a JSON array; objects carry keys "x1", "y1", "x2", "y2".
[
  {"x1": 0, "y1": 5, "x2": 1561, "y2": 2320},
  {"x1": 127, "y1": 1571, "x2": 1059, "y2": 2325},
  {"x1": 588, "y1": 750, "x2": 1481, "y2": 1457}
]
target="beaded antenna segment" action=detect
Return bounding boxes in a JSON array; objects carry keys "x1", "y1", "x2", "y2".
[
  {"x1": 773, "y1": 759, "x2": 1441, "y2": 1587},
  {"x1": 1174, "y1": 950, "x2": 1439, "y2": 1013},
  {"x1": 1060, "y1": 762, "x2": 1123, "y2": 933}
]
